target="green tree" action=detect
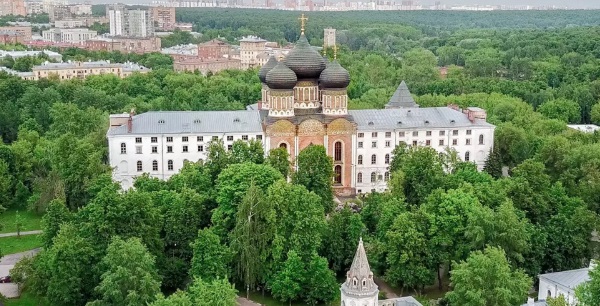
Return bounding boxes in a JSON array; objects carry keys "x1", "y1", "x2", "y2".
[
  {"x1": 187, "y1": 277, "x2": 237, "y2": 306},
  {"x1": 591, "y1": 102, "x2": 600, "y2": 125},
  {"x1": 270, "y1": 250, "x2": 304, "y2": 305},
  {"x1": 88, "y1": 237, "x2": 161, "y2": 306},
  {"x1": 266, "y1": 147, "x2": 290, "y2": 178},
  {"x1": 230, "y1": 139, "x2": 264, "y2": 164},
  {"x1": 537, "y1": 98, "x2": 581, "y2": 123},
  {"x1": 446, "y1": 246, "x2": 532, "y2": 306},
  {"x1": 190, "y1": 228, "x2": 231, "y2": 281},
  {"x1": 41, "y1": 199, "x2": 71, "y2": 248},
  {"x1": 150, "y1": 291, "x2": 192, "y2": 306},
  {"x1": 292, "y1": 145, "x2": 334, "y2": 213},
  {"x1": 576, "y1": 264, "x2": 600, "y2": 306},
  {"x1": 303, "y1": 252, "x2": 338, "y2": 305},
  {"x1": 547, "y1": 295, "x2": 568, "y2": 306},
  {"x1": 321, "y1": 206, "x2": 365, "y2": 274}
]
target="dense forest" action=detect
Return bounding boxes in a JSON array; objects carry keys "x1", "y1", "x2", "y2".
[{"x1": 0, "y1": 8, "x2": 600, "y2": 306}]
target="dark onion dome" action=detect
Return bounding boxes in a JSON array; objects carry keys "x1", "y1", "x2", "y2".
[
  {"x1": 319, "y1": 60, "x2": 350, "y2": 88},
  {"x1": 266, "y1": 61, "x2": 297, "y2": 90},
  {"x1": 283, "y1": 34, "x2": 327, "y2": 79},
  {"x1": 259, "y1": 56, "x2": 278, "y2": 83}
]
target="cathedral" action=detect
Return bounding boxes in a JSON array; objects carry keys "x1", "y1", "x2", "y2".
[{"x1": 107, "y1": 15, "x2": 495, "y2": 193}]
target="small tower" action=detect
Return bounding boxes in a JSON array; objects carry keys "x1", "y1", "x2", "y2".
[
  {"x1": 385, "y1": 80, "x2": 419, "y2": 109},
  {"x1": 265, "y1": 60, "x2": 297, "y2": 117},
  {"x1": 258, "y1": 55, "x2": 278, "y2": 109},
  {"x1": 341, "y1": 238, "x2": 379, "y2": 306},
  {"x1": 319, "y1": 45, "x2": 350, "y2": 115}
]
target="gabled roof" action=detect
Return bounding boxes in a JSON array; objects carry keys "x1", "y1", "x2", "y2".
[
  {"x1": 539, "y1": 268, "x2": 590, "y2": 289},
  {"x1": 385, "y1": 80, "x2": 419, "y2": 109}
]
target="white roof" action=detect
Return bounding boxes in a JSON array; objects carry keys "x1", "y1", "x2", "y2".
[
  {"x1": 567, "y1": 124, "x2": 600, "y2": 133},
  {"x1": 539, "y1": 268, "x2": 590, "y2": 289}
]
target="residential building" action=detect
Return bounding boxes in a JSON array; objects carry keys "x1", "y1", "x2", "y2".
[
  {"x1": 150, "y1": 6, "x2": 175, "y2": 31},
  {"x1": 0, "y1": 26, "x2": 31, "y2": 43},
  {"x1": 30, "y1": 60, "x2": 150, "y2": 80},
  {"x1": 162, "y1": 43, "x2": 198, "y2": 60},
  {"x1": 107, "y1": 31, "x2": 494, "y2": 192},
  {"x1": 0, "y1": 26, "x2": 32, "y2": 40},
  {"x1": 0, "y1": 0, "x2": 26, "y2": 16},
  {"x1": 239, "y1": 35, "x2": 267, "y2": 69},
  {"x1": 55, "y1": 16, "x2": 109, "y2": 28},
  {"x1": 85, "y1": 36, "x2": 161, "y2": 53},
  {"x1": 48, "y1": 4, "x2": 70, "y2": 22},
  {"x1": 173, "y1": 57, "x2": 241, "y2": 75},
  {"x1": 107, "y1": 4, "x2": 154, "y2": 38},
  {"x1": 25, "y1": 1, "x2": 43, "y2": 15},
  {"x1": 197, "y1": 38, "x2": 230, "y2": 58},
  {"x1": 42, "y1": 28, "x2": 97, "y2": 44},
  {"x1": 0, "y1": 49, "x2": 62, "y2": 61},
  {"x1": 67, "y1": 3, "x2": 91, "y2": 16},
  {"x1": 324, "y1": 27, "x2": 335, "y2": 47}
]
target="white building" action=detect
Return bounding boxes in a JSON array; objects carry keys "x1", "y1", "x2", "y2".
[
  {"x1": 0, "y1": 49, "x2": 62, "y2": 61},
  {"x1": 567, "y1": 124, "x2": 600, "y2": 133},
  {"x1": 107, "y1": 4, "x2": 153, "y2": 38},
  {"x1": 239, "y1": 35, "x2": 267, "y2": 69},
  {"x1": 324, "y1": 27, "x2": 336, "y2": 47},
  {"x1": 42, "y1": 28, "x2": 97, "y2": 44},
  {"x1": 523, "y1": 261, "x2": 596, "y2": 306}
]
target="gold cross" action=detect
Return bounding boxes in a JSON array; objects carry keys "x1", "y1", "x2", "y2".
[{"x1": 298, "y1": 13, "x2": 308, "y2": 34}]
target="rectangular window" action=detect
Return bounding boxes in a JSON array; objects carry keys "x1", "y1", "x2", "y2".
[
  {"x1": 136, "y1": 146, "x2": 142, "y2": 154},
  {"x1": 466, "y1": 139, "x2": 471, "y2": 145},
  {"x1": 425, "y1": 140, "x2": 431, "y2": 146},
  {"x1": 183, "y1": 145, "x2": 188, "y2": 153},
  {"x1": 439, "y1": 139, "x2": 444, "y2": 146},
  {"x1": 168, "y1": 161, "x2": 173, "y2": 171},
  {"x1": 371, "y1": 141, "x2": 377, "y2": 148},
  {"x1": 385, "y1": 132, "x2": 391, "y2": 138},
  {"x1": 256, "y1": 135, "x2": 262, "y2": 140},
  {"x1": 137, "y1": 162, "x2": 142, "y2": 172},
  {"x1": 412, "y1": 131, "x2": 418, "y2": 137},
  {"x1": 151, "y1": 146, "x2": 157, "y2": 153},
  {"x1": 439, "y1": 131, "x2": 445, "y2": 136},
  {"x1": 198, "y1": 145, "x2": 204, "y2": 152},
  {"x1": 372, "y1": 132, "x2": 378, "y2": 138},
  {"x1": 242, "y1": 135, "x2": 248, "y2": 141},
  {"x1": 412, "y1": 140, "x2": 417, "y2": 146},
  {"x1": 197, "y1": 136, "x2": 203, "y2": 142},
  {"x1": 151, "y1": 137, "x2": 157, "y2": 143},
  {"x1": 426, "y1": 131, "x2": 432, "y2": 136},
  {"x1": 135, "y1": 137, "x2": 142, "y2": 143},
  {"x1": 399, "y1": 131, "x2": 405, "y2": 137},
  {"x1": 152, "y1": 162, "x2": 158, "y2": 171},
  {"x1": 452, "y1": 139, "x2": 458, "y2": 146},
  {"x1": 385, "y1": 141, "x2": 391, "y2": 147},
  {"x1": 358, "y1": 133, "x2": 364, "y2": 138},
  {"x1": 358, "y1": 142, "x2": 363, "y2": 148},
  {"x1": 166, "y1": 137, "x2": 173, "y2": 142},
  {"x1": 227, "y1": 145, "x2": 232, "y2": 151},
  {"x1": 453, "y1": 130, "x2": 459, "y2": 136},
  {"x1": 182, "y1": 136, "x2": 188, "y2": 142},
  {"x1": 212, "y1": 136, "x2": 218, "y2": 141},
  {"x1": 467, "y1": 130, "x2": 472, "y2": 135},
  {"x1": 227, "y1": 135, "x2": 233, "y2": 141},
  {"x1": 167, "y1": 146, "x2": 173, "y2": 153}
]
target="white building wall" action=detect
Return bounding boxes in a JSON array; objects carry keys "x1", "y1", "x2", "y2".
[
  {"x1": 341, "y1": 293, "x2": 378, "y2": 306},
  {"x1": 538, "y1": 278, "x2": 578, "y2": 305}
]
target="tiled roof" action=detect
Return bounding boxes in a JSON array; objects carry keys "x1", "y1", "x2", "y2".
[
  {"x1": 348, "y1": 107, "x2": 494, "y2": 131},
  {"x1": 386, "y1": 80, "x2": 418, "y2": 108},
  {"x1": 539, "y1": 268, "x2": 590, "y2": 289},
  {"x1": 107, "y1": 111, "x2": 263, "y2": 136}
]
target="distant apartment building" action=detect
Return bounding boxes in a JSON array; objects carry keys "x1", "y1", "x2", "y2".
[
  {"x1": 55, "y1": 16, "x2": 109, "y2": 28},
  {"x1": 0, "y1": 30, "x2": 23, "y2": 44},
  {"x1": 150, "y1": 6, "x2": 175, "y2": 31},
  {"x1": 42, "y1": 28, "x2": 97, "y2": 44},
  {"x1": 198, "y1": 38, "x2": 230, "y2": 58},
  {"x1": 239, "y1": 35, "x2": 267, "y2": 69},
  {"x1": 107, "y1": 4, "x2": 154, "y2": 38},
  {"x1": 324, "y1": 28, "x2": 336, "y2": 47},
  {"x1": 48, "y1": 3, "x2": 91, "y2": 21},
  {"x1": 0, "y1": 0, "x2": 26, "y2": 16},
  {"x1": 0, "y1": 26, "x2": 31, "y2": 40},
  {"x1": 85, "y1": 36, "x2": 161, "y2": 54},
  {"x1": 173, "y1": 57, "x2": 241, "y2": 75},
  {"x1": 25, "y1": 1, "x2": 43, "y2": 15},
  {"x1": 27, "y1": 60, "x2": 150, "y2": 80}
]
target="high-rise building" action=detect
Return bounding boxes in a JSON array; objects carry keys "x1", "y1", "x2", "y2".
[
  {"x1": 150, "y1": 6, "x2": 175, "y2": 31},
  {"x1": 107, "y1": 4, "x2": 153, "y2": 38},
  {"x1": 324, "y1": 28, "x2": 336, "y2": 48},
  {"x1": 0, "y1": 0, "x2": 26, "y2": 16}
]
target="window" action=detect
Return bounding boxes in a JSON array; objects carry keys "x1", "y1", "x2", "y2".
[
  {"x1": 256, "y1": 135, "x2": 263, "y2": 140},
  {"x1": 372, "y1": 132, "x2": 378, "y2": 138},
  {"x1": 412, "y1": 140, "x2": 418, "y2": 146},
  {"x1": 197, "y1": 136, "x2": 203, "y2": 142},
  {"x1": 358, "y1": 133, "x2": 364, "y2": 138},
  {"x1": 439, "y1": 139, "x2": 444, "y2": 146},
  {"x1": 167, "y1": 146, "x2": 173, "y2": 153},
  {"x1": 167, "y1": 160, "x2": 173, "y2": 171},
  {"x1": 466, "y1": 139, "x2": 471, "y2": 145},
  {"x1": 426, "y1": 131, "x2": 432, "y2": 136},
  {"x1": 479, "y1": 134, "x2": 484, "y2": 145},
  {"x1": 384, "y1": 172, "x2": 390, "y2": 181},
  {"x1": 212, "y1": 136, "x2": 218, "y2": 141},
  {"x1": 385, "y1": 154, "x2": 390, "y2": 164},
  {"x1": 357, "y1": 172, "x2": 363, "y2": 183},
  {"x1": 453, "y1": 130, "x2": 459, "y2": 136},
  {"x1": 371, "y1": 154, "x2": 377, "y2": 164},
  {"x1": 358, "y1": 155, "x2": 363, "y2": 165},
  {"x1": 135, "y1": 137, "x2": 142, "y2": 143},
  {"x1": 452, "y1": 139, "x2": 458, "y2": 146},
  {"x1": 334, "y1": 142, "x2": 342, "y2": 162},
  {"x1": 426, "y1": 140, "x2": 431, "y2": 146},
  {"x1": 182, "y1": 136, "x2": 188, "y2": 142},
  {"x1": 370, "y1": 172, "x2": 376, "y2": 183},
  {"x1": 198, "y1": 145, "x2": 204, "y2": 152},
  {"x1": 399, "y1": 131, "x2": 405, "y2": 137},
  {"x1": 334, "y1": 165, "x2": 342, "y2": 184},
  {"x1": 136, "y1": 146, "x2": 142, "y2": 154},
  {"x1": 466, "y1": 129, "x2": 472, "y2": 135},
  {"x1": 439, "y1": 131, "x2": 445, "y2": 136},
  {"x1": 358, "y1": 142, "x2": 363, "y2": 148},
  {"x1": 227, "y1": 135, "x2": 233, "y2": 141},
  {"x1": 279, "y1": 143, "x2": 287, "y2": 150},
  {"x1": 385, "y1": 132, "x2": 391, "y2": 138},
  {"x1": 183, "y1": 145, "x2": 188, "y2": 153},
  {"x1": 385, "y1": 141, "x2": 391, "y2": 147},
  {"x1": 242, "y1": 135, "x2": 248, "y2": 140},
  {"x1": 152, "y1": 160, "x2": 158, "y2": 171},
  {"x1": 465, "y1": 151, "x2": 470, "y2": 161},
  {"x1": 358, "y1": 189, "x2": 362, "y2": 193},
  {"x1": 362, "y1": 279, "x2": 367, "y2": 287},
  {"x1": 151, "y1": 137, "x2": 157, "y2": 143},
  {"x1": 412, "y1": 131, "x2": 418, "y2": 137},
  {"x1": 227, "y1": 145, "x2": 232, "y2": 151},
  {"x1": 167, "y1": 137, "x2": 173, "y2": 142},
  {"x1": 136, "y1": 161, "x2": 142, "y2": 172},
  {"x1": 120, "y1": 143, "x2": 126, "y2": 154},
  {"x1": 371, "y1": 141, "x2": 377, "y2": 148}
]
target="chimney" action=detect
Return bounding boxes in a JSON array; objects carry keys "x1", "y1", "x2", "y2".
[
  {"x1": 127, "y1": 108, "x2": 135, "y2": 133},
  {"x1": 527, "y1": 298, "x2": 535, "y2": 306},
  {"x1": 447, "y1": 103, "x2": 460, "y2": 111}
]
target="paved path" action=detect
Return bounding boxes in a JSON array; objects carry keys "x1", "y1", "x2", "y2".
[
  {"x1": 0, "y1": 248, "x2": 41, "y2": 298},
  {"x1": 236, "y1": 297, "x2": 263, "y2": 306},
  {"x1": 374, "y1": 276, "x2": 399, "y2": 298},
  {"x1": 0, "y1": 230, "x2": 42, "y2": 238}
]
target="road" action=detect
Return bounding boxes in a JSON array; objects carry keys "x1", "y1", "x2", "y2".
[{"x1": 0, "y1": 230, "x2": 43, "y2": 238}]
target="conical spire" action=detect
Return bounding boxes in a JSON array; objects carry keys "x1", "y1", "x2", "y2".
[
  {"x1": 385, "y1": 80, "x2": 419, "y2": 109},
  {"x1": 341, "y1": 238, "x2": 378, "y2": 297},
  {"x1": 349, "y1": 237, "x2": 371, "y2": 278}
]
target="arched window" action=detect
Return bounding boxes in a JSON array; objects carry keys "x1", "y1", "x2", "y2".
[
  {"x1": 334, "y1": 141, "x2": 342, "y2": 162},
  {"x1": 357, "y1": 172, "x2": 363, "y2": 183},
  {"x1": 465, "y1": 151, "x2": 470, "y2": 161},
  {"x1": 371, "y1": 154, "x2": 377, "y2": 165},
  {"x1": 547, "y1": 290, "x2": 552, "y2": 298},
  {"x1": 479, "y1": 134, "x2": 484, "y2": 145},
  {"x1": 334, "y1": 165, "x2": 342, "y2": 184},
  {"x1": 384, "y1": 172, "x2": 390, "y2": 181},
  {"x1": 358, "y1": 155, "x2": 363, "y2": 165},
  {"x1": 362, "y1": 279, "x2": 366, "y2": 287},
  {"x1": 167, "y1": 160, "x2": 173, "y2": 171},
  {"x1": 371, "y1": 172, "x2": 376, "y2": 183},
  {"x1": 152, "y1": 160, "x2": 158, "y2": 171},
  {"x1": 353, "y1": 278, "x2": 357, "y2": 286},
  {"x1": 120, "y1": 142, "x2": 126, "y2": 154},
  {"x1": 385, "y1": 154, "x2": 390, "y2": 164},
  {"x1": 136, "y1": 161, "x2": 142, "y2": 172},
  {"x1": 279, "y1": 143, "x2": 287, "y2": 151}
]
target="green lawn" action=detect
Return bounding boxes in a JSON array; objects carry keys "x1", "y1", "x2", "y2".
[
  {"x1": 0, "y1": 210, "x2": 43, "y2": 234},
  {"x1": 3, "y1": 290, "x2": 49, "y2": 306},
  {"x1": 0, "y1": 234, "x2": 42, "y2": 255}
]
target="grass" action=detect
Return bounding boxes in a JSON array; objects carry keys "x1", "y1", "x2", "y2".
[
  {"x1": 0, "y1": 210, "x2": 43, "y2": 234},
  {"x1": 0, "y1": 234, "x2": 42, "y2": 255},
  {"x1": 3, "y1": 289, "x2": 49, "y2": 306}
]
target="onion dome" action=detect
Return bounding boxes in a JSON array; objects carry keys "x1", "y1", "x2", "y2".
[
  {"x1": 266, "y1": 62, "x2": 297, "y2": 90},
  {"x1": 259, "y1": 56, "x2": 277, "y2": 83},
  {"x1": 283, "y1": 34, "x2": 327, "y2": 79},
  {"x1": 319, "y1": 60, "x2": 350, "y2": 88}
]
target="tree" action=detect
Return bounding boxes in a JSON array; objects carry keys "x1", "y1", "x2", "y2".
[
  {"x1": 270, "y1": 250, "x2": 304, "y2": 305},
  {"x1": 537, "y1": 98, "x2": 581, "y2": 123},
  {"x1": 190, "y1": 228, "x2": 230, "y2": 281},
  {"x1": 0, "y1": 160, "x2": 12, "y2": 210},
  {"x1": 230, "y1": 139, "x2": 264, "y2": 164},
  {"x1": 41, "y1": 199, "x2": 71, "y2": 248},
  {"x1": 590, "y1": 102, "x2": 600, "y2": 125},
  {"x1": 321, "y1": 207, "x2": 365, "y2": 274},
  {"x1": 547, "y1": 295, "x2": 568, "y2": 306},
  {"x1": 576, "y1": 264, "x2": 600, "y2": 306},
  {"x1": 446, "y1": 246, "x2": 532, "y2": 306},
  {"x1": 266, "y1": 147, "x2": 290, "y2": 178},
  {"x1": 292, "y1": 145, "x2": 334, "y2": 213},
  {"x1": 187, "y1": 277, "x2": 237, "y2": 306},
  {"x1": 88, "y1": 237, "x2": 161, "y2": 306},
  {"x1": 303, "y1": 252, "x2": 338, "y2": 305},
  {"x1": 14, "y1": 210, "x2": 23, "y2": 237},
  {"x1": 150, "y1": 291, "x2": 192, "y2": 306}
]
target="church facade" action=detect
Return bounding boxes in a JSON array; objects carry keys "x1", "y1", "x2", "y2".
[{"x1": 107, "y1": 25, "x2": 495, "y2": 194}]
